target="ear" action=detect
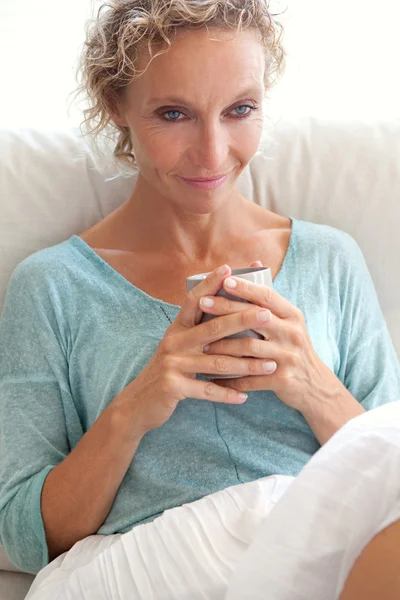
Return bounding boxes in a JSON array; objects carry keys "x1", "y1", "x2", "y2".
[
  {"x1": 106, "y1": 90, "x2": 129, "y2": 127},
  {"x1": 109, "y1": 107, "x2": 129, "y2": 128}
]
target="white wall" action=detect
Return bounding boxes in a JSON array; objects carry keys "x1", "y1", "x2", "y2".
[
  {"x1": 0, "y1": 0, "x2": 399, "y2": 127},
  {"x1": 0, "y1": 0, "x2": 94, "y2": 127},
  {"x1": 271, "y1": 0, "x2": 400, "y2": 121}
]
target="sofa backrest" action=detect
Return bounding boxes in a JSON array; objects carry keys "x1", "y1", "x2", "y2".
[{"x1": 1, "y1": 119, "x2": 399, "y2": 356}]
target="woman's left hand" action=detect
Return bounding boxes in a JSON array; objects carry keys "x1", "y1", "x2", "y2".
[{"x1": 200, "y1": 262, "x2": 342, "y2": 414}]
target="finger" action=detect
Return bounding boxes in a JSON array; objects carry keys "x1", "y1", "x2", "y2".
[
  {"x1": 204, "y1": 337, "x2": 280, "y2": 359},
  {"x1": 179, "y1": 263, "x2": 232, "y2": 328},
  {"x1": 182, "y1": 377, "x2": 248, "y2": 404},
  {"x1": 222, "y1": 277, "x2": 296, "y2": 320},
  {"x1": 176, "y1": 353, "x2": 277, "y2": 378},
  {"x1": 185, "y1": 305, "x2": 272, "y2": 350},
  {"x1": 250, "y1": 260, "x2": 263, "y2": 267},
  {"x1": 200, "y1": 296, "x2": 282, "y2": 341},
  {"x1": 211, "y1": 374, "x2": 275, "y2": 392},
  {"x1": 199, "y1": 295, "x2": 255, "y2": 316}
]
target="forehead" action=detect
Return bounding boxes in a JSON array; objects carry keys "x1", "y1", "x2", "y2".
[{"x1": 129, "y1": 27, "x2": 265, "y2": 103}]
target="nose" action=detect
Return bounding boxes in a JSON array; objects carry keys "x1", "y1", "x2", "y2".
[{"x1": 189, "y1": 119, "x2": 229, "y2": 174}]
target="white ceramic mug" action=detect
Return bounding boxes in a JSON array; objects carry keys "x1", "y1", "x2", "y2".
[{"x1": 186, "y1": 267, "x2": 272, "y2": 379}]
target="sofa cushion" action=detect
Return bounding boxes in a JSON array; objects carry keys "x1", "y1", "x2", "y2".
[{"x1": 1, "y1": 120, "x2": 398, "y2": 353}]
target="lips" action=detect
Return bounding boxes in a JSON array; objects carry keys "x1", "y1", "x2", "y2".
[
  {"x1": 179, "y1": 173, "x2": 229, "y2": 190},
  {"x1": 184, "y1": 174, "x2": 227, "y2": 182}
]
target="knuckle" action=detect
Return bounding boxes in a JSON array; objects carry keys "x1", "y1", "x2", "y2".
[
  {"x1": 290, "y1": 326, "x2": 304, "y2": 346},
  {"x1": 187, "y1": 286, "x2": 202, "y2": 303},
  {"x1": 241, "y1": 279, "x2": 250, "y2": 294},
  {"x1": 205, "y1": 316, "x2": 222, "y2": 337},
  {"x1": 294, "y1": 307, "x2": 305, "y2": 322},
  {"x1": 160, "y1": 335, "x2": 175, "y2": 355},
  {"x1": 213, "y1": 356, "x2": 229, "y2": 373},
  {"x1": 248, "y1": 337, "x2": 261, "y2": 355},
  {"x1": 248, "y1": 359, "x2": 259, "y2": 375},
  {"x1": 221, "y1": 297, "x2": 233, "y2": 312},
  {"x1": 161, "y1": 372, "x2": 178, "y2": 394},
  {"x1": 279, "y1": 364, "x2": 296, "y2": 384},
  {"x1": 204, "y1": 381, "x2": 216, "y2": 398},
  {"x1": 261, "y1": 285, "x2": 273, "y2": 305},
  {"x1": 162, "y1": 354, "x2": 178, "y2": 372}
]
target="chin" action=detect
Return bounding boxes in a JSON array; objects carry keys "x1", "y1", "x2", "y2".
[{"x1": 179, "y1": 188, "x2": 237, "y2": 214}]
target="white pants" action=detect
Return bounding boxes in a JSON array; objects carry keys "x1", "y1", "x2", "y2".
[
  {"x1": 27, "y1": 401, "x2": 400, "y2": 600},
  {"x1": 226, "y1": 401, "x2": 400, "y2": 600}
]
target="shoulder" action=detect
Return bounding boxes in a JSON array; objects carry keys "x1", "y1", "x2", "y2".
[
  {"x1": 1, "y1": 240, "x2": 83, "y2": 340},
  {"x1": 293, "y1": 217, "x2": 357, "y2": 251},
  {"x1": 7, "y1": 238, "x2": 81, "y2": 300},
  {"x1": 293, "y1": 218, "x2": 364, "y2": 268},
  {"x1": 292, "y1": 218, "x2": 376, "y2": 316}
]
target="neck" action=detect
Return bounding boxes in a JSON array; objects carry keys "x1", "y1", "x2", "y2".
[{"x1": 113, "y1": 173, "x2": 256, "y2": 264}]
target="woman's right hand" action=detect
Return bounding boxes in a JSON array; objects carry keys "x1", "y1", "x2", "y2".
[{"x1": 119, "y1": 264, "x2": 272, "y2": 434}]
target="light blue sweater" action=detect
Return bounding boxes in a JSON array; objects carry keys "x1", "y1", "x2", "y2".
[{"x1": 0, "y1": 217, "x2": 399, "y2": 574}]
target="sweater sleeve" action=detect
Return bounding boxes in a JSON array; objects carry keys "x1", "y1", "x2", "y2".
[
  {"x1": 335, "y1": 233, "x2": 400, "y2": 409},
  {"x1": 0, "y1": 257, "x2": 77, "y2": 574}
]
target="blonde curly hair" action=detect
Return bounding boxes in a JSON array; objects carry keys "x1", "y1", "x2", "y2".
[{"x1": 76, "y1": 0, "x2": 286, "y2": 169}]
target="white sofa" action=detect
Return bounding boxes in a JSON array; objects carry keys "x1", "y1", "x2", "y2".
[{"x1": 0, "y1": 118, "x2": 399, "y2": 599}]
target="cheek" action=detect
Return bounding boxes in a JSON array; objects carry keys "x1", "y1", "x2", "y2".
[
  {"x1": 242, "y1": 118, "x2": 264, "y2": 155},
  {"x1": 229, "y1": 119, "x2": 264, "y2": 169},
  {"x1": 130, "y1": 126, "x2": 183, "y2": 174}
]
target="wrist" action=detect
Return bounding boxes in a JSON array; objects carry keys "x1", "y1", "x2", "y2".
[
  {"x1": 301, "y1": 367, "x2": 365, "y2": 445},
  {"x1": 110, "y1": 387, "x2": 149, "y2": 444}
]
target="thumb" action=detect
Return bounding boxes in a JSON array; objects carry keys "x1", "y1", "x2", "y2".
[{"x1": 250, "y1": 260, "x2": 263, "y2": 267}]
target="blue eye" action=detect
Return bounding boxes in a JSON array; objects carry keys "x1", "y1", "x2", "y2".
[
  {"x1": 233, "y1": 105, "x2": 254, "y2": 117},
  {"x1": 161, "y1": 110, "x2": 183, "y2": 122}
]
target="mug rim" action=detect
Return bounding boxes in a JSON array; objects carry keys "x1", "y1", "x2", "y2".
[{"x1": 186, "y1": 266, "x2": 271, "y2": 282}]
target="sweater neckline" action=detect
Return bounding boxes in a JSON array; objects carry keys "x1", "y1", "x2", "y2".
[{"x1": 69, "y1": 216, "x2": 297, "y2": 311}]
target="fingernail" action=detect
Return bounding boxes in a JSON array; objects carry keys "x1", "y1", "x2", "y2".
[
  {"x1": 200, "y1": 297, "x2": 214, "y2": 308},
  {"x1": 258, "y1": 309, "x2": 270, "y2": 322},
  {"x1": 203, "y1": 345, "x2": 210, "y2": 352},
  {"x1": 217, "y1": 264, "x2": 230, "y2": 275},
  {"x1": 238, "y1": 393, "x2": 248, "y2": 401},
  {"x1": 263, "y1": 361, "x2": 276, "y2": 372},
  {"x1": 225, "y1": 277, "x2": 237, "y2": 288}
]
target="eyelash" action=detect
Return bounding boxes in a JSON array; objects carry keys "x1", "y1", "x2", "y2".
[{"x1": 158, "y1": 104, "x2": 258, "y2": 123}]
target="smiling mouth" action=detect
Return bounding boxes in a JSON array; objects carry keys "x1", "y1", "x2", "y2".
[
  {"x1": 178, "y1": 173, "x2": 230, "y2": 190},
  {"x1": 182, "y1": 174, "x2": 228, "y2": 182}
]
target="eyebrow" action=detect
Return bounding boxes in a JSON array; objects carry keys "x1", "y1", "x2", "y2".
[{"x1": 147, "y1": 87, "x2": 262, "y2": 108}]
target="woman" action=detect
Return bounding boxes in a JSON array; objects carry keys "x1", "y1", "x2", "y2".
[{"x1": 0, "y1": 0, "x2": 399, "y2": 596}]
